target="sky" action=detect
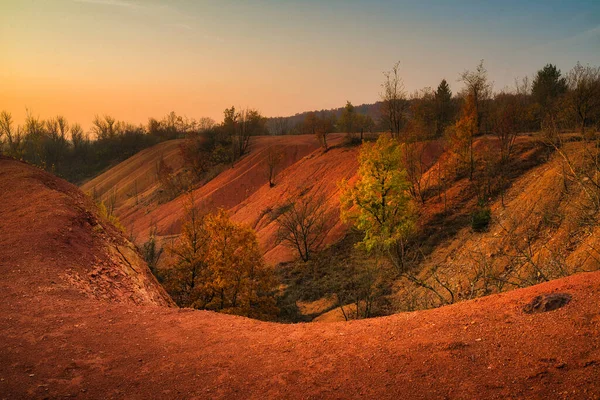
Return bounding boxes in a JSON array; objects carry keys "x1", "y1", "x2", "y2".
[{"x1": 1, "y1": 0, "x2": 599, "y2": 130}]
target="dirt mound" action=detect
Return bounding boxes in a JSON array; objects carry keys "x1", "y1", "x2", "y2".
[
  {"x1": 2, "y1": 156, "x2": 600, "y2": 398},
  {"x1": 0, "y1": 157, "x2": 173, "y2": 307}
]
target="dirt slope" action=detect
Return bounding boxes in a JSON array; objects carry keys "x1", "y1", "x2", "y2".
[
  {"x1": 0, "y1": 157, "x2": 173, "y2": 307},
  {"x1": 82, "y1": 135, "x2": 444, "y2": 264},
  {"x1": 1, "y1": 157, "x2": 600, "y2": 399},
  {"x1": 81, "y1": 139, "x2": 186, "y2": 210}
]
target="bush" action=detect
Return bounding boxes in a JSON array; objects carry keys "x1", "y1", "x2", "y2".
[
  {"x1": 471, "y1": 207, "x2": 492, "y2": 232},
  {"x1": 342, "y1": 133, "x2": 362, "y2": 147}
]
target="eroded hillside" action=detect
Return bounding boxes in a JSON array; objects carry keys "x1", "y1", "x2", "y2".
[
  {"x1": 78, "y1": 133, "x2": 600, "y2": 323},
  {"x1": 0, "y1": 157, "x2": 173, "y2": 307},
  {"x1": 1, "y1": 157, "x2": 600, "y2": 398},
  {"x1": 83, "y1": 134, "x2": 445, "y2": 264}
]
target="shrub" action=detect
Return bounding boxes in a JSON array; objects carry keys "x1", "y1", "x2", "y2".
[{"x1": 471, "y1": 207, "x2": 492, "y2": 232}]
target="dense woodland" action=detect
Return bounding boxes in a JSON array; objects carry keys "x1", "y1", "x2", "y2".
[{"x1": 2, "y1": 60, "x2": 600, "y2": 321}]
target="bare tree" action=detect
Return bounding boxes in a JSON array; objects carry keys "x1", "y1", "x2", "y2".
[
  {"x1": 265, "y1": 145, "x2": 283, "y2": 187},
  {"x1": 459, "y1": 60, "x2": 493, "y2": 134},
  {"x1": 401, "y1": 141, "x2": 433, "y2": 204},
  {"x1": 316, "y1": 113, "x2": 336, "y2": 151},
  {"x1": 276, "y1": 193, "x2": 328, "y2": 262},
  {"x1": 102, "y1": 186, "x2": 118, "y2": 218},
  {"x1": 303, "y1": 112, "x2": 319, "y2": 136},
  {"x1": 566, "y1": 62, "x2": 600, "y2": 135},
  {"x1": 492, "y1": 91, "x2": 522, "y2": 164},
  {"x1": 381, "y1": 61, "x2": 407, "y2": 138},
  {"x1": 491, "y1": 90, "x2": 526, "y2": 205},
  {"x1": 270, "y1": 117, "x2": 290, "y2": 136},
  {"x1": 226, "y1": 107, "x2": 267, "y2": 162},
  {"x1": 0, "y1": 111, "x2": 12, "y2": 154},
  {"x1": 92, "y1": 115, "x2": 120, "y2": 140}
]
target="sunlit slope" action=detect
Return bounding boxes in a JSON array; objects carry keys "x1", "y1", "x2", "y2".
[
  {"x1": 81, "y1": 139, "x2": 186, "y2": 215},
  {"x1": 84, "y1": 134, "x2": 445, "y2": 263}
]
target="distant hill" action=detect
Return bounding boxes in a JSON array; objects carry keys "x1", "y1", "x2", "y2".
[{"x1": 266, "y1": 101, "x2": 384, "y2": 135}]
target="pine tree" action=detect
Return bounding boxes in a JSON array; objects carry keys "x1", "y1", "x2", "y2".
[
  {"x1": 531, "y1": 64, "x2": 567, "y2": 109},
  {"x1": 435, "y1": 79, "x2": 453, "y2": 136}
]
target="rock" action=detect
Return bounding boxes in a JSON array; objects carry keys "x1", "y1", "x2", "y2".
[{"x1": 523, "y1": 293, "x2": 571, "y2": 314}]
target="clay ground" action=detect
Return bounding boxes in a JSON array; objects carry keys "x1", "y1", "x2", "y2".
[{"x1": 1, "y1": 158, "x2": 600, "y2": 399}]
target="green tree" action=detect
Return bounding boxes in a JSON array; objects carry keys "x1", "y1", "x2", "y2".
[
  {"x1": 434, "y1": 79, "x2": 454, "y2": 136},
  {"x1": 339, "y1": 135, "x2": 415, "y2": 265},
  {"x1": 340, "y1": 101, "x2": 356, "y2": 135},
  {"x1": 531, "y1": 64, "x2": 567, "y2": 109}
]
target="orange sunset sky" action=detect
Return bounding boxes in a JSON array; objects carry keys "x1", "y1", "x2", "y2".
[{"x1": 1, "y1": 0, "x2": 599, "y2": 130}]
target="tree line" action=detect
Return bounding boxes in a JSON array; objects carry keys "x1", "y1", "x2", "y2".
[{"x1": 0, "y1": 107, "x2": 269, "y2": 185}]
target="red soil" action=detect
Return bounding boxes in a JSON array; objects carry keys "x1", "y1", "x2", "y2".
[
  {"x1": 82, "y1": 135, "x2": 445, "y2": 264},
  {"x1": 1, "y1": 157, "x2": 600, "y2": 399}
]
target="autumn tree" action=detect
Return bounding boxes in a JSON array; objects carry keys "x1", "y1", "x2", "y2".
[
  {"x1": 449, "y1": 93, "x2": 478, "y2": 179},
  {"x1": 277, "y1": 193, "x2": 328, "y2": 262},
  {"x1": 165, "y1": 197, "x2": 210, "y2": 307},
  {"x1": 339, "y1": 135, "x2": 415, "y2": 270},
  {"x1": 459, "y1": 60, "x2": 492, "y2": 134},
  {"x1": 381, "y1": 61, "x2": 408, "y2": 138},
  {"x1": 407, "y1": 87, "x2": 437, "y2": 139},
  {"x1": 166, "y1": 201, "x2": 278, "y2": 319},
  {"x1": 565, "y1": 62, "x2": 600, "y2": 135},
  {"x1": 202, "y1": 209, "x2": 278, "y2": 318}
]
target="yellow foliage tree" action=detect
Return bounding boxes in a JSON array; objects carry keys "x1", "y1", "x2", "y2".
[
  {"x1": 449, "y1": 93, "x2": 478, "y2": 179},
  {"x1": 339, "y1": 135, "x2": 416, "y2": 269},
  {"x1": 166, "y1": 206, "x2": 278, "y2": 320}
]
